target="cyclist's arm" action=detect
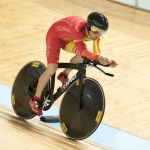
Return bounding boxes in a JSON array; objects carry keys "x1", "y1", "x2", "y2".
[
  {"x1": 71, "y1": 24, "x2": 100, "y2": 60},
  {"x1": 74, "y1": 40, "x2": 100, "y2": 60},
  {"x1": 93, "y1": 36, "x2": 103, "y2": 55}
]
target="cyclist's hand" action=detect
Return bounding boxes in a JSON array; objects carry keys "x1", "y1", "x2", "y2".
[
  {"x1": 98, "y1": 56, "x2": 112, "y2": 65},
  {"x1": 109, "y1": 60, "x2": 118, "y2": 68}
]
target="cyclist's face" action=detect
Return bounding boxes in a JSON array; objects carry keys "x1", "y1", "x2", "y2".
[{"x1": 88, "y1": 30, "x2": 100, "y2": 40}]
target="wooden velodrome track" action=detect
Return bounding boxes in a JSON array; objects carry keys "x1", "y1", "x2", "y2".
[{"x1": 0, "y1": 0, "x2": 150, "y2": 149}]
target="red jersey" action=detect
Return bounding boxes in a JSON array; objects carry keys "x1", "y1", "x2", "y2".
[{"x1": 47, "y1": 16, "x2": 101, "y2": 61}]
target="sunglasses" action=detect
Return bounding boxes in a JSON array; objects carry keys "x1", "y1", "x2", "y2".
[{"x1": 90, "y1": 26, "x2": 106, "y2": 36}]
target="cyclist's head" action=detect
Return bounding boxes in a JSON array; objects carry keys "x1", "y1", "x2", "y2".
[{"x1": 87, "y1": 12, "x2": 109, "y2": 36}]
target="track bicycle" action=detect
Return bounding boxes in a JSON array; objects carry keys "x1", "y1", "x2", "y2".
[{"x1": 11, "y1": 57, "x2": 114, "y2": 140}]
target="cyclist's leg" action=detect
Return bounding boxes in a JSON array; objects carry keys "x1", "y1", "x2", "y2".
[
  {"x1": 58, "y1": 41, "x2": 83, "y2": 78},
  {"x1": 65, "y1": 50, "x2": 83, "y2": 74},
  {"x1": 64, "y1": 41, "x2": 83, "y2": 74},
  {"x1": 29, "y1": 36, "x2": 60, "y2": 116},
  {"x1": 35, "y1": 63, "x2": 58, "y2": 97},
  {"x1": 57, "y1": 41, "x2": 83, "y2": 85}
]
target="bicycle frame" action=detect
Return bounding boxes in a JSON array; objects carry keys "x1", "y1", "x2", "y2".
[{"x1": 52, "y1": 63, "x2": 87, "y2": 106}]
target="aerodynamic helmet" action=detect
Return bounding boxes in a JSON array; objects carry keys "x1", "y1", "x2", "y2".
[{"x1": 87, "y1": 12, "x2": 109, "y2": 35}]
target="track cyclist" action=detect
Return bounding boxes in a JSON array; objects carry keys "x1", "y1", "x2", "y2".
[{"x1": 29, "y1": 12, "x2": 118, "y2": 116}]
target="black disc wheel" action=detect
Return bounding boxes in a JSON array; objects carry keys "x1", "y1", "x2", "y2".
[
  {"x1": 11, "y1": 61, "x2": 49, "y2": 119},
  {"x1": 59, "y1": 77, "x2": 105, "y2": 140}
]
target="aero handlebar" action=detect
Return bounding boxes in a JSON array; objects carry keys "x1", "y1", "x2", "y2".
[{"x1": 83, "y1": 57, "x2": 114, "y2": 77}]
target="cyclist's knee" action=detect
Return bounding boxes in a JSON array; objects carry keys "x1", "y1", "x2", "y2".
[
  {"x1": 75, "y1": 50, "x2": 81, "y2": 56},
  {"x1": 47, "y1": 63, "x2": 58, "y2": 75},
  {"x1": 75, "y1": 50, "x2": 83, "y2": 62}
]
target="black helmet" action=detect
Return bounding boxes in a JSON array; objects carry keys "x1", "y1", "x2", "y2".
[{"x1": 87, "y1": 12, "x2": 109, "y2": 31}]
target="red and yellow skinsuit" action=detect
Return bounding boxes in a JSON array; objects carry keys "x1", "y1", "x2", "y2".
[{"x1": 46, "y1": 16, "x2": 103, "y2": 64}]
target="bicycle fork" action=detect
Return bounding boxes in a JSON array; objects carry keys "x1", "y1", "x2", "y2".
[{"x1": 76, "y1": 66, "x2": 87, "y2": 110}]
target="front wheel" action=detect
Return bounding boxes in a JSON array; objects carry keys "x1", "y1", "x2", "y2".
[
  {"x1": 59, "y1": 77, "x2": 105, "y2": 140},
  {"x1": 11, "y1": 61, "x2": 49, "y2": 119}
]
